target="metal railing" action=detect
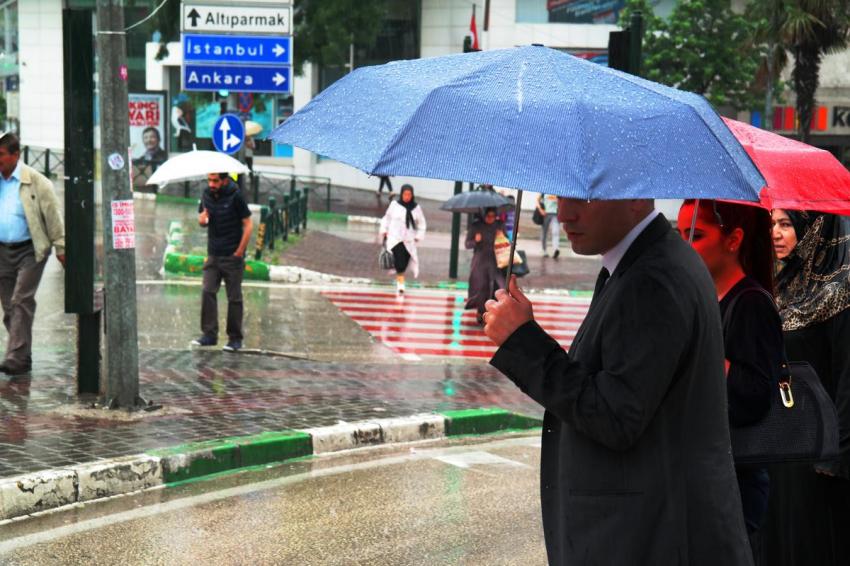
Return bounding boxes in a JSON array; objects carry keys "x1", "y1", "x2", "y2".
[
  {"x1": 254, "y1": 186, "x2": 309, "y2": 260},
  {"x1": 22, "y1": 146, "x2": 65, "y2": 179}
]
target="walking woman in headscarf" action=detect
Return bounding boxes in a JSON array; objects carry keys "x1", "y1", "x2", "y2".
[
  {"x1": 379, "y1": 184, "x2": 426, "y2": 295},
  {"x1": 677, "y1": 200, "x2": 784, "y2": 562},
  {"x1": 465, "y1": 207, "x2": 506, "y2": 325},
  {"x1": 761, "y1": 210, "x2": 850, "y2": 566}
]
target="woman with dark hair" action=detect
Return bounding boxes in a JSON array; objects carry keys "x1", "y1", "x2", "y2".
[
  {"x1": 678, "y1": 199, "x2": 784, "y2": 559},
  {"x1": 762, "y1": 210, "x2": 850, "y2": 566},
  {"x1": 379, "y1": 184, "x2": 426, "y2": 294},
  {"x1": 465, "y1": 207, "x2": 506, "y2": 324}
]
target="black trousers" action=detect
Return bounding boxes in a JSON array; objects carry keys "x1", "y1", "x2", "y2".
[
  {"x1": 391, "y1": 243, "x2": 410, "y2": 274},
  {"x1": 201, "y1": 255, "x2": 245, "y2": 342},
  {"x1": 378, "y1": 176, "x2": 393, "y2": 193}
]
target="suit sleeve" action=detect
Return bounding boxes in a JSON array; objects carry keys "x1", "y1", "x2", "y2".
[{"x1": 491, "y1": 272, "x2": 692, "y2": 451}]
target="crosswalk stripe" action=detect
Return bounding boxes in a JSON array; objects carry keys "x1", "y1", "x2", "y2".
[{"x1": 324, "y1": 290, "x2": 585, "y2": 360}]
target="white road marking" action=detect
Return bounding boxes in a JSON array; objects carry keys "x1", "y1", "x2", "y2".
[
  {"x1": 0, "y1": 436, "x2": 540, "y2": 554},
  {"x1": 432, "y1": 451, "x2": 532, "y2": 469}
]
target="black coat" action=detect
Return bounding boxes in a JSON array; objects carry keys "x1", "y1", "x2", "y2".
[
  {"x1": 491, "y1": 214, "x2": 752, "y2": 566},
  {"x1": 465, "y1": 219, "x2": 506, "y2": 313}
]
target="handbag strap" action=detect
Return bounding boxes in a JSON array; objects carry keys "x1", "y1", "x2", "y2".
[{"x1": 722, "y1": 285, "x2": 795, "y2": 407}]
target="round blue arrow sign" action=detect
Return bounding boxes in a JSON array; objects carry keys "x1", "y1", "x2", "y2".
[{"x1": 212, "y1": 114, "x2": 244, "y2": 154}]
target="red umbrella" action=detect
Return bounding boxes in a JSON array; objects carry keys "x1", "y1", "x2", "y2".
[{"x1": 722, "y1": 117, "x2": 850, "y2": 214}]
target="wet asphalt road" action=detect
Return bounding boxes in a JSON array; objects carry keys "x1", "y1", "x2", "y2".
[{"x1": 0, "y1": 435, "x2": 546, "y2": 566}]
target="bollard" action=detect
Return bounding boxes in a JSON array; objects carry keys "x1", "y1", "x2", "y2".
[
  {"x1": 23, "y1": 145, "x2": 29, "y2": 165},
  {"x1": 282, "y1": 195, "x2": 290, "y2": 242},
  {"x1": 255, "y1": 207, "x2": 268, "y2": 260},
  {"x1": 268, "y1": 197, "x2": 277, "y2": 249},
  {"x1": 293, "y1": 190, "x2": 301, "y2": 234},
  {"x1": 326, "y1": 182, "x2": 331, "y2": 212},
  {"x1": 44, "y1": 148, "x2": 51, "y2": 178},
  {"x1": 252, "y1": 172, "x2": 260, "y2": 203},
  {"x1": 302, "y1": 187, "x2": 310, "y2": 230}
]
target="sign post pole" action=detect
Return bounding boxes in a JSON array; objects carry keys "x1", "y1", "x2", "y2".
[{"x1": 96, "y1": 0, "x2": 141, "y2": 409}]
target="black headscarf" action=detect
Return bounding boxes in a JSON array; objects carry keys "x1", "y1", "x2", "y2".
[
  {"x1": 775, "y1": 211, "x2": 850, "y2": 331},
  {"x1": 399, "y1": 184, "x2": 418, "y2": 230}
]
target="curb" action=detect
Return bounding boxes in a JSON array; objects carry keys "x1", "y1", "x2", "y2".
[
  {"x1": 162, "y1": 251, "x2": 373, "y2": 285},
  {"x1": 0, "y1": 409, "x2": 540, "y2": 522}
]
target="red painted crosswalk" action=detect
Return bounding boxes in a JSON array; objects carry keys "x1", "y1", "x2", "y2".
[{"x1": 323, "y1": 290, "x2": 590, "y2": 360}]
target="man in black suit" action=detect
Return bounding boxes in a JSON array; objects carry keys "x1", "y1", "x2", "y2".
[{"x1": 483, "y1": 198, "x2": 752, "y2": 565}]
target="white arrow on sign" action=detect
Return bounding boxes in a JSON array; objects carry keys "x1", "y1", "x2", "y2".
[
  {"x1": 219, "y1": 119, "x2": 241, "y2": 152},
  {"x1": 273, "y1": 72, "x2": 286, "y2": 86},
  {"x1": 273, "y1": 44, "x2": 286, "y2": 58}
]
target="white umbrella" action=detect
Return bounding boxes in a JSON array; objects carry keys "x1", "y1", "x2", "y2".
[
  {"x1": 245, "y1": 120, "x2": 263, "y2": 137},
  {"x1": 147, "y1": 150, "x2": 250, "y2": 187}
]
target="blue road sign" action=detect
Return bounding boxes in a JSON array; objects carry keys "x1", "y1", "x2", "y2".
[
  {"x1": 212, "y1": 114, "x2": 244, "y2": 154},
  {"x1": 183, "y1": 63, "x2": 291, "y2": 94},
  {"x1": 183, "y1": 34, "x2": 291, "y2": 65}
]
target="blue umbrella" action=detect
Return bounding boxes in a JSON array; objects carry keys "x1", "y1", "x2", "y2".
[
  {"x1": 269, "y1": 45, "x2": 764, "y2": 202},
  {"x1": 270, "y1": 45, "x2": 765, "y2": 280}
]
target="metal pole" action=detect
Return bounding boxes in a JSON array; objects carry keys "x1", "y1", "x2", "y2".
[
  {"x1": 449, "y1": 180, "x2": 463, "y2": 279},
  {"x1": 96, "y1": 0, "x2": 140, "y2": 409},
  {"x1": 505, "y1": 190, "x2": 523, "y2": 285},
  {"x1": 629, "y1": 11, "x2": 643, "y2": 76},
  {"x1": 63, "y1": 7, "x2": 100, "y2": 395}
]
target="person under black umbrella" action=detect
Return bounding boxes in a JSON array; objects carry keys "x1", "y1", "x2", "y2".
[{"x1": 465, "y1": 207, "x2": 506, "y2": 324}]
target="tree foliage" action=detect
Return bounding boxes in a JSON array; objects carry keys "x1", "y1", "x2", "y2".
[
  {"x1": 293, "y1": 0, "x2": 386, "y2": 76},
  {"x1": 621, "y1": 0, "x2": 766, "y2": 110},
  {"x1": 747, "y1": 0, "x2": 850, "y2": 142}
]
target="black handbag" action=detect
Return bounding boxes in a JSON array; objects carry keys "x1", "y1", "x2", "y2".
[
  {"x1": 724, "y1": 289, "x2": 840, "y2": 465},
  {"x1": 532, "y1": 207, "x2": 544, "y2": 226},
  {"x1": 378, "y1": 244, "x2": 394, "y2": 271}
]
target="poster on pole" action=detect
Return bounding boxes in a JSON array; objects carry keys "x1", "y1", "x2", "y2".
[
  {"x1": 111, "y1": 200, "x2": 136, "y2": 250},
  {"x1": 129, "y1": 93, "x2": 167, "y2": 187}
]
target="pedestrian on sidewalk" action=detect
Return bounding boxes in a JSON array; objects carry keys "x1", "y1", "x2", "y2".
[
  {"x1": 0, "y1": 132, "x2": 65, "y2": 375},
  {"x1": 377, "y1": 175, "x2": 393, "y2": 195},
  {"x1": 465, "y1": 207, "x2": 506, "y2": 325},
  {"x1": 499, "y1": 193, "x2": 516, "y2": 240},
  {"x1": 192, "y1": 172, "x2": 253, "y2": 352},
  {"x1": 483, "y1": 198, "x2": 753, "y2": 565},
  {"x1": 538, "y1": 193, "x2": 561, "y2": 258},
  {"x1": 379, "y1": 184, "x2": 426, "y2": 294}
]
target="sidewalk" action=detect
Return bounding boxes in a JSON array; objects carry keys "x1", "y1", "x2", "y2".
[{"x1": 0, "y1": 349, "x2": 540, "y2": 480}]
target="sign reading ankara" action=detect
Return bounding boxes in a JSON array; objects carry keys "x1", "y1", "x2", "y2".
[
  {"x1": 183, "y1": 34, "x2": 291, "y2": 65},
  {"x1": 183, "y1": 64, "x2": 291, "y2": 94}
]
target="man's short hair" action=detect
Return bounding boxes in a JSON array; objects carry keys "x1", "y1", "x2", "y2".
[
  {"x1": 142, "y1": 126, "x2": 161, "y2": 142},
  {"x1": 216, "y1": 172, "x2": 229, "y2": 180},
  {"x1": 0, "y1": 132, "x2": 21, "y2": 154}
]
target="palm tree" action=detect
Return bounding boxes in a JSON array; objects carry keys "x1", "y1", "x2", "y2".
[{"x1": 749, "y1": 0, "x2": 850, "y2": 142}]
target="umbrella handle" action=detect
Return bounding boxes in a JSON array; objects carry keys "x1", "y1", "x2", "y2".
[
  {"x1": 505, "y1": 190, "x2": 523, "y2": 293},
  {"x1": 688, "y1": 198, "x2": 700, "y2": 245}
]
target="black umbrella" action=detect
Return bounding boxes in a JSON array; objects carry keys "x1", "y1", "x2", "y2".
[{"x1": 440, "y1": 190, "x2": 512, "y2": 214}]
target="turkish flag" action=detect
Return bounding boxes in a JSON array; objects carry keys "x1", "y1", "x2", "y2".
[{"x1": 470, "y1": 8, "x2": 479, "y2": 50}]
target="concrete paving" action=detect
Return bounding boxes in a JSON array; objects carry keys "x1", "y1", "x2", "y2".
[{"x1": 0, "y1": 435, "x2": 546, "y2": 566}]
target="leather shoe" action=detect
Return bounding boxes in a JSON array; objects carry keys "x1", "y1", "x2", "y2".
[{"x1": 0, "y1": 362, "x2": 31, "y2": 375}]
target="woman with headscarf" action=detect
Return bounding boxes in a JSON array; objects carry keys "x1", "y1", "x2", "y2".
[
  {"x1": 379, "y1": 184, "x2": 426, "y2": 294},
  {"x1": 762, "y1": 210, "x2": 850, "y2": 566},
  {"x1": 678, "y1": 200, "x2": 784, "y2": 561},
  {"x1": 465, "y1": 207, "x2": 506, "y2": 324}
]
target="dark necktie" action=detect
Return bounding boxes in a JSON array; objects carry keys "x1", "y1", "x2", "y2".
[{"x1": 591, "y1": 267, "x2": 610, "y2": 306}]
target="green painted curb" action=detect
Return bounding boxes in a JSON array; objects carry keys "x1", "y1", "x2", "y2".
[
  {"x1": 163, "y1": 252, "x2": 271, "y2": 281},
  {"x1": 149, "y1": 431, "x2": 312, "y2": 484},
  {"x1": 440, "y1": 408, "x2": 543, "y2": 436}
]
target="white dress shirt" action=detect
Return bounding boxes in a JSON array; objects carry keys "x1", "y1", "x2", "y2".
[{"x1": 601, "y1": 209, "x2": 660, "y2": 278}]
